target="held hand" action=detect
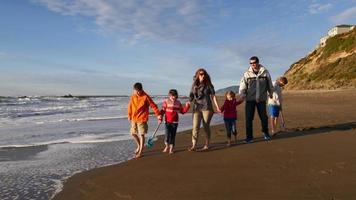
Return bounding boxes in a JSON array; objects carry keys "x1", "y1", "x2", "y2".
[
  {"x1": 157, "y1": 115, "x2": 162, "y2": 121},
  {"x1": 185, "y1": 102, "x2": 190, "y2": 108},
  {"x1": 216, "y1": 107, "x2": 221, "y2": 113}
]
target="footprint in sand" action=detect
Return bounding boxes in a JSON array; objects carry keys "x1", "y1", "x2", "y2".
[
  {"x1": 320, "y1": 169, "x2": 333, "y2": 175},
  {"x1": 335, "y1": 162, "x2": 346, "y2": 169}
]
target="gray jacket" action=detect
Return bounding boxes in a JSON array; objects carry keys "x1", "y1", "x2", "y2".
[{"x1": 239, "y1": 65, "x2": 274, "y2": 102}]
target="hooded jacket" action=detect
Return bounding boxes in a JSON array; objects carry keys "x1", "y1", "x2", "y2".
[
  {"x1": 161, "y1": 98, "x2": 190, "y2": 123},
  {"x1": 268, "y1": 81, "x2": 283, "y2": 109},
  {"x1": 128, "y1": 91, "x2": 160, "y2": 123},
  {"x1": 220, "y1": 99, "x2": 243, "y2": 119},
  {"x1": 239, "y1": 65, "x2": 274, "y2": 102}
]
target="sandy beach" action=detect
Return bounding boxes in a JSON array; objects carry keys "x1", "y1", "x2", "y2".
[{"x1": 54, "y1": 89, "x2": 356, "y2": 200}]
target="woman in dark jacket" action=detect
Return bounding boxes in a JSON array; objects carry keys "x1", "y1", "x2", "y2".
[{"x1": 188, "y1": 68, "x2": 220, "y2": 151}]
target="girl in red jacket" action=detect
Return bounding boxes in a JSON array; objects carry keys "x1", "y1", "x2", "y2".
[
  {"x1": 161, "y1": 89, "x2": 190, "y2": 154},
  {"x1": 220, "y1": 91, "x2": 243, "y2": 146}
]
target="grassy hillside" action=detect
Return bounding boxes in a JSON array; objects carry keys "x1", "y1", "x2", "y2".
[
  {"x1": 285, "y1": 27, "x2": 356, "y2": 90},
  {"x1": 216, "y1": 85, "x2": 239, "y2": 95}
]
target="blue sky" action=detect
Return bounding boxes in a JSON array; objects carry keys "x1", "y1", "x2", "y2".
[{"x1": 0, "y1": 0, "x2": 355, "y2": 96}]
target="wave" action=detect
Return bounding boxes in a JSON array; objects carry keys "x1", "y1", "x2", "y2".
[
  {"x1": 0, "y1": 133, "x2": 130, "y2": 149},
  {"x1": 33, "y1": 116, "x2": 127, "y2": 125}
]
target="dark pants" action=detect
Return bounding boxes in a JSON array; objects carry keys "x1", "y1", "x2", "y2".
[
  {"x1": 224, "y1": 118, "x2": 237, "y2": 139},
  {"x1": 165, "y1": 123, "x2": 178, "y2": 146},
  {"x1": 245, "y1": 101, "x2": 269, "y2": 140}
]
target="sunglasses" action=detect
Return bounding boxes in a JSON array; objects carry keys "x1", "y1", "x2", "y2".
[
  {"x1": 199, "y1": 72, "x2": 205, "y2": 76},
  {"x1": 250, "y1": 61, "x2": 258, "y2": 65}
]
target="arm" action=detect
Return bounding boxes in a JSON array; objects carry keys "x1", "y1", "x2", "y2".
[
  {"x1": 234, "y1": 98, "x2": 244, "y2": 106},
  {"x1": 180, "y1": 101, "x2": 190, "y2": 114},
  {"x1": 189, "y1": 84, "x2": 195, "y2": 103},
  {"x1": 127, "y1": 96, "x2": 133, "y2": 121},
  {"x1": 220, "y1": 101, "x2": 226, "y2": 113},
  {"x1": 239, "y1": 75, "x2": 247, "y2": 100},
  {"x1": 211, "y1": 94, "x2": 221, "y2": 113},
  {"x1": 208, "y1": 85, "x2": 220, "y2": 113},
  {"x1": 160, "y1": 100, "x2": 167, "y2": 116},
  {"x1": 266, "y1": 72, "x2": 274, "y2": 98},
  {"x1": 146, "y1": 95, "x2": 161, "y2": 120}
]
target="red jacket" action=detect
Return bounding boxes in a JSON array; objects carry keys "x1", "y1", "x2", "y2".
[
  {"x1": 161, "y1": 99, "x2": 190, "y2": 123},
  {"x1": 220, "y1": 99, "x2": 242, "y2": 119}
]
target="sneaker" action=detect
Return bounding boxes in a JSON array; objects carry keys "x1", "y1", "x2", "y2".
[
  {"x1": 264, "y1": 133, "x2": 271, "y2": 141},
  {"x1": 244, "y1": 138, "x2": 254, "y2": 143}
]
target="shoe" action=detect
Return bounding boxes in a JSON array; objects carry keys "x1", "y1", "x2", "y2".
[
  {"x1": 264, "y1": 133, "x2": 271, "y2": 141},
  {"x1": 244, "y1": 138, "x2": 254, "y2": 143}
]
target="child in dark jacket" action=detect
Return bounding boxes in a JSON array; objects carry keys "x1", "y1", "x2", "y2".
[
  {"x1": 161, "y1": 89, "x2": 190, "y2": 154},
  {"x1": 220, "y1": 91, "x2": 243, "y2": 146}
]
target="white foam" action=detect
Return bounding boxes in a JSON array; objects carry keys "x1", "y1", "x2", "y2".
[
  {"x1": 0, "y1": 134, "x2": 131, "y2": 149},
  {"x1": 50, "y1": 178, "x2": 64, "y2": 200}
]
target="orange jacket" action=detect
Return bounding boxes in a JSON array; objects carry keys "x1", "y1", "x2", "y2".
[{"x1": 128, "y1": 91, "x2": 160, "y2": 123}]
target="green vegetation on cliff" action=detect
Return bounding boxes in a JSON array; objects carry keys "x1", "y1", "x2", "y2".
[{"x1": 284, "y1": 27, "x2": 356, "y2": 90}]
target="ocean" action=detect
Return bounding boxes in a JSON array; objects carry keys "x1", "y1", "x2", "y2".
[{"x1": 0, "y1": 96, "x2": 223, "y2": 200}]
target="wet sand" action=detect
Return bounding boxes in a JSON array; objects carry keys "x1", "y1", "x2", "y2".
[{"x1": 54, "y1": 89, "x2": 356, "y2": 200}]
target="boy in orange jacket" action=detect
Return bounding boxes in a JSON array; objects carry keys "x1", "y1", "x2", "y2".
[{"x1": 128, "y1": 82, "x2": 162, "y2": 158}]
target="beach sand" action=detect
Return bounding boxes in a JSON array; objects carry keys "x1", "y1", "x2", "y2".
[{"x1": 54, "y1": 90, "x2": 356, "y2": 200}]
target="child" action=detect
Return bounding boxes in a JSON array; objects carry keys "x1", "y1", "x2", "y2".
[
  {"x1": 220, "y1": 91, "x2": 243, "y2": 146},
  {"x1": 267, "y1": 76, "x2": 288, "y2": 136},
  {"x1": 160, "y1": 89, "x2": 190, "y2": 154},
  {"x1": 128, "y1": 82, "x2": 162, "y2": 158}
]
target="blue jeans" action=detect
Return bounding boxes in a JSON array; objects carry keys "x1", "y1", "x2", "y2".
[
  {"x1": 224, "y1": 118, "x2": 237, "y2": 139},
  {"x1": 165, "y1": 123, "x2": 178, "y2": 146}
]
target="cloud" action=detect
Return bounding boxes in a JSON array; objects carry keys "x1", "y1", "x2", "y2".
[
  {"x1": 32, "y1": 0, "x2": 221, "y2": 43},
  {"x1": 308, "y1": 3, "x2": 332, "y2": 14},
  {"x1": 331, "y1": 6, "x2": 356, "y2": 24},
  {"x1": 214, "y1": 37, "x2": 309, "y2": 82}
]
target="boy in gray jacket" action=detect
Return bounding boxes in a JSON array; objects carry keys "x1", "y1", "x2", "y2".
[{"x1": 239, "y1": 56, "x2": 274, "y2": 143}]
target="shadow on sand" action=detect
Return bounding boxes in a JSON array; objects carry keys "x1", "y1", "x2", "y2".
[{"x1": 144, "y1": 121, "x2": 356, "y2": 156}]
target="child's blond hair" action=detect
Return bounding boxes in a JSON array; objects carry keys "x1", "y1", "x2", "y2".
[
  {"x1": 278, "y1": 77, "x2": 288, "y2": 85},
  {"x1": 225, "y1": 91, "x2": 236, "y2": 99}
]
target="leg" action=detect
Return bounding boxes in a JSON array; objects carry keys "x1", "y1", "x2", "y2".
[
  {"x1": 224, "y1": 120, "x2": 232, "y2": 141},
  {"x1": 169, "y1": 144, "x2": 174, "y2": 154},
  {"x1": 163, "y1": 123, "x2": 169, "y2": 152},
  {"x1": 163, "y1": 123, "x2": 172, "y2": 152},
  {"x1": 268, "y1": 105, "x2": 275, "y2": 134},
  {"x1": 274, "y1": 117, "x2": 278, "y2": 130},
  {"x1": 270, "y1": 117, "x2": 276, "y2": 135},
  {"x1": 190, "y1": 111, "x2": 202, "y2": 151},
  {"x1": 170, "y1": 123, "x2": 178, "y2": 148},
  {"x1": 136, "y1": 134, "x2": 145, "y2": 157},
  {"x1": 169, "y1": 124, "x2": 177, "y2": 154},
  {"x1": 132, "y1": 134, "x2": 140, "y2": 154},
  {"x1": 136, "y1": 122, "x2": 148, "y2": 158},
  {"x1": 130, "y1": 122, "x2": 140, "y2": 154},
  {"x1": 231, "y1": 120, "x2": 238, "y2": 143},
  {"x1": 202, "y1": 110, "x2": 213, "y2": 149},
  {"x1": 245, "y1": 101, "x2": 256, "y2": 141},
  {"x1": 256, "y1": 101, "x2": 270, "y2": 138}
]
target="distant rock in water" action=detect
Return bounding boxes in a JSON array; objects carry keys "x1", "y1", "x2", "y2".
[
  {"x1": 284, "y1": 27, "x2": 356, "y2": 90},
  {"x1": 63, "y1": 94, "x2": 74, "y2": 98},
  {"x1": 216, "y1": 85, "x2": 239, "y2": 95}
]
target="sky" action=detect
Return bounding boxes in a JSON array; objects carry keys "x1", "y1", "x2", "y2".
[{"x1": 0, "y1": 0, "x2": 355, "y2": 96}]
